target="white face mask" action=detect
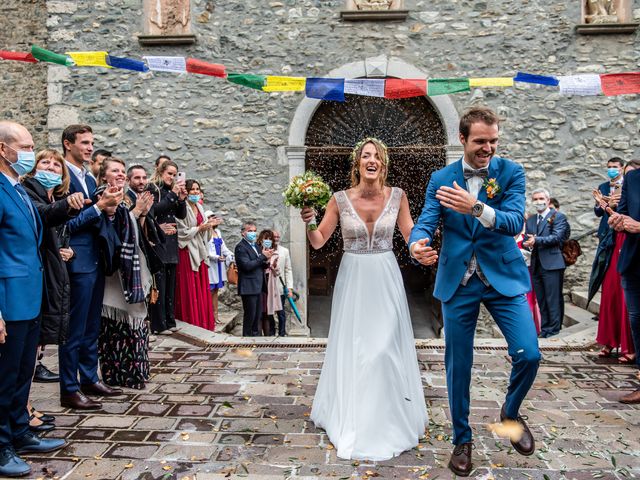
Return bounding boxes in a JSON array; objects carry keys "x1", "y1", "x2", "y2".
[{"x1": 533, "y1": 201, "x2": 547, "y2": 213}]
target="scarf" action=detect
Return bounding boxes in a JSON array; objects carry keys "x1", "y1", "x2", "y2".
[{"x1": 113, "y1": 204, "x2": 144, "y2": 304}]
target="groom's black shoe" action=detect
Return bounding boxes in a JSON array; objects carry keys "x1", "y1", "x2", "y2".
[
  {"x1": 448, "y1": 442, "x2": 473, "y2": 477},
  {"x1": 500, "y1": 405, "x2": 535, "y2": 456}
]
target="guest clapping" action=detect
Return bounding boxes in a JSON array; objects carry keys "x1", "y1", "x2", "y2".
[{"x1": 205, "y1": 210, "x2": 234, "y2": 324}]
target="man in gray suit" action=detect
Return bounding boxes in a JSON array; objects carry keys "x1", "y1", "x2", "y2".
[{"x1": 524, "y1": 188, "x2": 570, "y2": 338}]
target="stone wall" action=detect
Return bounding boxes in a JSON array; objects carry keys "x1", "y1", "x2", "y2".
[
  {"x1": 0, "y1": 0, "x2": 49, "y2": 147},
  {"x1": 2, "y1": 0, "x2": 639, "y2": 319}
]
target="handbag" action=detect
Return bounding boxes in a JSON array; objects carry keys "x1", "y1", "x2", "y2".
[
  {"x1": 149, "y1": 275, "x2": 159, "y2": 304},
  {"x1": 227, "y1": 262, "x2": 238, "y2": 285},
  {"x1": 562, "y1": 239, "x2": 582, "y2": 266}
]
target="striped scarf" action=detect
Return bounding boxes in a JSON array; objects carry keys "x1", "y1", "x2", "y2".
[{"x1": 114, "y1": 204, "x2": 144, "y2": 304}]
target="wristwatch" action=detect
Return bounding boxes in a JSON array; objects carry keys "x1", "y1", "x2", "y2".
[{"x1": 471, "y1": 201, "x2": 484, "y2": 218}]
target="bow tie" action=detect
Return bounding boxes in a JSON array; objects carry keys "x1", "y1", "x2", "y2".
[{"x1": 463, "y1": 167, "x2": 488, "y2": 180}]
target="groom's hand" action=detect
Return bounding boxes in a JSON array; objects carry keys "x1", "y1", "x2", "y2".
[
  {"x1": 412, "y1": 238, "x2": 438, "y2": 266},
  {"x1": 436, "y1": 181, "x2": 475, "y2": 215}
]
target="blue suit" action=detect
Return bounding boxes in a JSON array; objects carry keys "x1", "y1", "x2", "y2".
[
  {"x1": 525, "y1": 208, "x2": 569, "y2": 337},
  {"x1": 235, "y1": 239, "x2": 267, "y2": 336},
  {"x1": 594, "y1": 180, "x2": 613, "y2": 241},
  {"x1": 617, "y1": 170, "x2": 640, "y2": 370},
  {"x1": 58, "y1": 168, "x2": 105, "y2": 394},
  {"x1": 0, "y1": 173, "x2": 43, "y2": 447},
  {"x1": 410, "y1": 156, "x2": 540, "y2": 445}
]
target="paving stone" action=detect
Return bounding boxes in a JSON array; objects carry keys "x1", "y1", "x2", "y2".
[
  {"x1": 104, "y1": 442, "x2": 160, "y2": 459},
  {"x1": 154, "y1": 444, "x2": 218, "y2": 461},
  {"x1": 80, "y1": 415, "x2": 136, "y2": 428},
  {"x1": 56, "y1": 441, "x2": 111, "y2": 458},
  {"x1": 196, "y1": 383, "x2": 241, "y2": 395}
]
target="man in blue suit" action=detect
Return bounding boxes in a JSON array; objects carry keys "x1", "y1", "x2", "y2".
[
  {"x1": 0, "y1": 121, "x2": 66, "y2": 477},
  {"x1": 59, "y1": 124, "x2": 122, "y2": 410},
  {"x1": 609, "y1": 167, "x2": 640, "y2": 404},
  {"x1": 410, "y1": 107, "x2": 540, "y2": 476},
  {"x1": 524, "y1": 188, "x2": 570, "y2": 338},
  {"x1": 594, "y1": 157, "x2": 624, "y2": 241}
]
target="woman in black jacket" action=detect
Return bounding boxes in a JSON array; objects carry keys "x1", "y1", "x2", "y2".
[
  {"x1": 22, "y1": 149, "x2": 84, "y2": 431},
  {"x1": 149, "y1": 160, "x2": 187, "y2": 334}
]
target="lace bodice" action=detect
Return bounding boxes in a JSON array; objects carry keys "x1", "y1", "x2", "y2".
[{"x1": 335, "y1": 187, "x2": 402, "y2": 253}]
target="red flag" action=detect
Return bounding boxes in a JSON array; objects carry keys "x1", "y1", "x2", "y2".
[
  {"x1": 0, "y1": 50, "x2": 37, "y2": 63},
  {"x1": 600, "y1": 73, "x2": 640, "y2": 96},
  {"x1": 384, "y1": 79, "x2": 427, "y2": 99},
  {"x1": 186, "y1": 58, "x2": 226, "y2": 78}
]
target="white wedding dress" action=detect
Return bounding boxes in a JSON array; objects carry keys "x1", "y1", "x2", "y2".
[{"x1": 310, "y1": 187, "x2": 428, "y2": 461}]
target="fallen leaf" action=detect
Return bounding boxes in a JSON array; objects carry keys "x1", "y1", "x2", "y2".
[
  {"x1": 124, "y1": 463, "x2": 134, "y2": 469},
  {"x1": 233, "y1": 348, "x2": 254, "y2": 357},
  {"x1": 487, "y1": 420, "x2": 524, "y2": 442}
]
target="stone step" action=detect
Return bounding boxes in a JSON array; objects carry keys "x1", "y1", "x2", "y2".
[{"x1": 571, "y1": 290, "x2": 600, "y2": 316}]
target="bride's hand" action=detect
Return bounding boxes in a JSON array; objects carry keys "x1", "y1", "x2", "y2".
[
  {"x1": 300, "y1": 207, "x2": 316, "y2": 224},
  {"x1": 412, "y1": 238, "x2": 438, "y2": 266}
]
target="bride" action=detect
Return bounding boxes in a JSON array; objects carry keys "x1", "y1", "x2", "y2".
[{"x1": 301, "y1": 138, "x2": 436, "y2": 461}]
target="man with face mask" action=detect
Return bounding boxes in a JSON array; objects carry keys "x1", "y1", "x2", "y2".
[
  {"x1": 0, "y1": 121, "x2": 67, "y2": 477},
  {"x1": 524, "y1": 188, "x2": 570, "y2": 338},
  {"x1": 594, "y1": 157, "x2": 624, "y2": 243},
  {"x1": 234, "y1": 221, "x2": 274, "y2": 336}
]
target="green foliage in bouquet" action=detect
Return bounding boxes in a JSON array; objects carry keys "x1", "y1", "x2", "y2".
[{"x1": 283, "y1": 171, "x2": 332, "y2": 230}]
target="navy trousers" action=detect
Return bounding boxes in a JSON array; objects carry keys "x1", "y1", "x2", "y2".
[
  {"x1": 241, "y1": 294, "x2": 262, "y2": 336},
  {"x1": 622, "y1": 272, "x2": 640, "y2": 370},
  {"x1": 58, "y1": 269, "x2": 105, "y2": 393},
  {"x1": 531, "y1": 258, "x2": 565, "y2": 337},
  {"x1": 0, "y1": 317, "x2": 40, "y2": 447},
  {"x1": 442, "y1": 274, "x2": 541, "y2": 445}
]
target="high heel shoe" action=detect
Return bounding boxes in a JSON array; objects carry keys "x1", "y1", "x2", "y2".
[
  {"x1": 598, "y1": 346, "x2": 614, "y2": 357},
  {"x1": 28, "y1": 406, "x2": 55, "y2": 424},
  {"x1": 28, "y1": 413, "x2": 55, "y2": 433}
]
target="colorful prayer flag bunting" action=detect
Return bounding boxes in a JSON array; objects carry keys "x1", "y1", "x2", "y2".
[
  {"x1": 469, "y1": 77, "x2": 514, "y2": 87},
  {"x1": 263, "y1": 76, "x2": 306, "y2": 92},
  {"x1": 106, "y1": 55, "x2": 149, "y2": 72},
  {"x1": 558, "y1": 74, "x2": 602, "y2": 96},
  {"x1": 31, "y1": 45, "x2": 74, "y2": 67},
  {"x1": 384, "y1": 79, "x2": 427, "y2": 99},
  {"x1": 0, "y1": 50, "x2": 37, "y2": 63},
  {"x1": 186, "y1": 58, "x2": 226, "y2": 78},
  {"x1": 144, "y1": 56, "x2": 186, "y2": 73},
  {"x1": 66, "y1": 51, "x2": 110, "y2": 68},
  {"x1": 344, "y1": 79, "x2": 385, "y2": 97},
  {"x1": 305, "y1": 78, "x2": 345, "y2": 101},
  {"x1": 427, "y1": 78, "x2": 470, "y2": 96},
  {"x1": 513, "y1": 72, "x2": 559, "y2": 86},
  {"x1": 600, "y1": 73, "x2": 640, "y2": 96},
  {"x1": 227, "y1": 73, "x2": 266, "y2": 90}
]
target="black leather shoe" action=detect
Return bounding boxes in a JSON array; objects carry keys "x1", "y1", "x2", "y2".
[
  {"x1": 60, "y1": 391, "x2": 102, "y2": 410},
  {"x1": 81, "y1": 381, "x2": 123, "y2": 397},
  {"x1": 500, "y1": 405, "x2": 535, "y2": 456},
  {"x1": 448, "y1": 442, "x2": 473, "y2": 477},
  {"x1": 0, "y1": 447, "x2": 30, "y2": 477},
  {"x1": 13, "y1": 432, "x2": 67, "y2": 454},
  {"x1": 29, "y1": 422, "x2": 55, "y2": 433},
  {"x1": 33, "y1": 363, "x2": 59, "y2": 383}
]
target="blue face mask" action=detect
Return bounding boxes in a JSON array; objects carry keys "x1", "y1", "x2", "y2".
[
  {"x1": 187, "y1": 194, "x2": 201, "y2": 203},
  {"x1": 3, "y1": 145, "x2": 36, "y2": 176},
  {"x1": 34, "y1": 170, "x2": 63, "y2": 189},
  {"x1": 607, "y1": 167, "x2": 620, "y2": 179},
  {"x1": 245, "y1": 231, "x2": 257, "y2": 243},
  {"x1": 262, "y1": 239, "x2": 273, "y2": 249}
]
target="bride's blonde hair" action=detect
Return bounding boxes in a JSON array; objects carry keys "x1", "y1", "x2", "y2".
[{"x1": 349, "y1": 137, "x2": 389, "y2": 188}]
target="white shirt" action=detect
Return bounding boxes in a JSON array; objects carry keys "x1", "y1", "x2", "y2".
[
  {"x1": 461, "y1": 159, "x2": 496, "y2": 229},
  {"x1": 536, "y1": 207, "x2": 551, "y2": 225}
]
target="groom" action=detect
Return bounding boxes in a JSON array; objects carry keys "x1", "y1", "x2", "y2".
[{"x1": 410, "y1": 107, "x2": 540, "y2": 476}]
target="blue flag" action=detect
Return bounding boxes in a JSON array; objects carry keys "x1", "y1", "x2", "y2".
[
  {"x1": 514, "y1": 72, "x2": 559, "y2": 86},
  {"x1": 107, "y1": 55, "x2": 149, "y2": 72},
  {"x1": 305, "y1": 78, "x2": 345, "y2": 101}
]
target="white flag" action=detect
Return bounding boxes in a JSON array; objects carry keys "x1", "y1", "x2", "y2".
[
  {"x1": 558, "y1": 74, "x2": 602, "y2": 96},
  {"x1": 144, "y1": 56, "x2": 187, "y2": 73},
  {"x1": 344, "y1": 79, "x2": 386, "y2": 97}
]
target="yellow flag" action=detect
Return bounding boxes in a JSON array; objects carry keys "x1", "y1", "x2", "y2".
[
  {"x1": 66, "y1": 51, "x2": 111, "y2": 68},
  {"x1": 469, "y1": 77, "x2": 514, "y2": 87},
  {"x1": 262, "y1": 76, "x2": 306, "y2": 92}
]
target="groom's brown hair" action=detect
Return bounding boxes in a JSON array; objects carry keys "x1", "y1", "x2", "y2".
[{"x1": 459, "y1": 107, "x2": 500, "y2": 139}]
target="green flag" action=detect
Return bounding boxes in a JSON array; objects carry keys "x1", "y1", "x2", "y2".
[
  {"x1": 227, "y1": 73, "x2": 266, "y2": 90},
  {"x1": 31, "y1": 45, "x2": 74, "y2": 66},
  {"x1": 428, "y1": 78, "x2": 470, "y2": 96}
]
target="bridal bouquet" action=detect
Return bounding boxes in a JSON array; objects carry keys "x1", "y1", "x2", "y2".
[{"x1": 283, "y1": 171, "x2": 332, "y2": 231}]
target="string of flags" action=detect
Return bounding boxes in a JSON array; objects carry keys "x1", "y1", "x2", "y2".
[{"x1": 2, "y1": 45, "x2": 640, "y2": 100}]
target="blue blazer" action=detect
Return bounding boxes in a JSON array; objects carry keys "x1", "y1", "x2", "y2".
[
  {"x1": 594, "y1": 181, "x2": 612, "y2": 240},
  {"x1": 66, "y1": 168, "x2": 102, "y2": 274},
  {"x1": 525, "y1": 208, "x2": 570, "y2": 271},
  {"x1": 409, "y1": 156, "x2": 530, "y2": 303},
  {"x1": 0, "y1": 173, "x2": 43, "y2": 321},
  {"x1": 234, "y1": 239, "x2": 267, "y2": 296},
  {"x1": 617, "y1": 169, "x2": 640, "y2": 276}
]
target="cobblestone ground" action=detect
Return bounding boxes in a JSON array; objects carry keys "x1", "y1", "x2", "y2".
[{"x1": 24, "y1": 335, "x2": 640, "y2": 480}]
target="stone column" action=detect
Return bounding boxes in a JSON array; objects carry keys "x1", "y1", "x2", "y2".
[
  {"x1": 285, "y1": 145, "x2": 311, "y2": 336},
  {"x1": 445, "y1": 145, "x2": 464, "y2": 164}
]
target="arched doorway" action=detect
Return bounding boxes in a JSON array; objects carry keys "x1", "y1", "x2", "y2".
[{"x1": 305, "y1": 94, "x2": 447, "y2": 338}]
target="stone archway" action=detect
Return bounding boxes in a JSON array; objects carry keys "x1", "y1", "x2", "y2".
[{"x1": 283, "y1": 56, "x2": 462, "y2": 336}]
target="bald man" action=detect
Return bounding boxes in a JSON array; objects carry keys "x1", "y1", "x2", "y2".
[{"x1": 0, "y1": 121, "x2": 66, "y2": 477}]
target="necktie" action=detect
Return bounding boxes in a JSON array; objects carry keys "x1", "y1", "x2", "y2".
[
  {"x1": 463, "y1": 167, "x2": 489, "y2": 180},
  {"x1": 537, "y1": 214, "x2": 543, "y2": 224},
  {"x1": 14, "y1": 183, "x2": 37, "y2": 227}
]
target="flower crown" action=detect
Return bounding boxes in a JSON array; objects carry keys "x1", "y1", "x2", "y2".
[{"x1": 350, "y1": 137, "x2": 390, "y2": 166}]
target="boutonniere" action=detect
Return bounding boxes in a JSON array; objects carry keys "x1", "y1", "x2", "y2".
[{"x1": 483, "y1": 178, "x2": 501, "y2": 199}]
